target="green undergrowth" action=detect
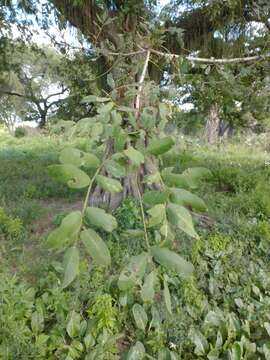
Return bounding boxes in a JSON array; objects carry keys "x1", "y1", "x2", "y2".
[{"x1": 1, "y1": 131, "x2": 270, "y2": 358}]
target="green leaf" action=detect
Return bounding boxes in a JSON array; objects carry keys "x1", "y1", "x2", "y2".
[
  {"x1": 163, "y1": 277, "x2": 172, "y2": 315},
  {"x1": 31, "y1": 308, "x2": 44, "y2": 335},
  {"x1": 160, "y1": 221, "x2": 175, "y2": 244},
  {"x1": 114, "y1": 128, "x2": 127, "y2": 152},
  {"x1": 147, "y1": 137, "x2": 175, "y2": 156},
  {"x1": 80, "y1": 229, "x2": 111, "y2": 267},
  {"x1": 170, "y1": 351, "x2": 178, "y2": 360},
  {"x1": 167, "y1": 203, "x2": 199, "y2": 239},
  {"x1": 117, "y1": 105, "x2": 136, "y2": 113},
  {"x1": 124, "y1": 146, "x2": 144, "y2": 166},
  {"x1": 122, "y1": 229, "x2": 145, "y2": 238},
  {"x1": 207, "y1": 349, "x2": 220, "y2": 360},
  {"x1": 132, "y1": 303, "x2": 148, "y2": 331},
  {"x1": 105, "y1": 159, "x2": 126, "y2": 178},
  {"x1": 91, "y1": 123, "x2": 104, "y2": 137},
  {"x1": 59, "y1": 148, "x2": 100, "y2": 169},
  {"x1": 151, "y1": 246, "x2": 194, "y2": 277},
  {"x1": 141, "y1": 271, "x2": 156, "y2": 303},
  {"x1": 81, "y1": 153, "x2": 100, "y2": 168},
  {"x1": 47, "y1": 211, "x2": 82, "y2": 249},
  {"x1": 150, "y1": 306, "x2": 161, "y2": 330},
  {"x1": 159, "y1": 103, "x2": 170, "y2": 120},
  {"x1": 263, "y1": 343, "x2": 270, "y2": 358},
  {"x1": 148, "y1": 204, "x2": 166, "y2": 227},
  {"x1": 67, "y1": 311, "x2": 81, "y2": 338},
  {"x1": 144, "y1": 171, "x2": 162, "y2": 185},
  {"x1": 161, "y1": 169, "x2": 190, "y2": 189},
  {"x1": 81, "y1": 95, "x2": 111, "y2": 103},
  {"x1": 96, "y1": 175, "x2": 122, "y2": 193},
  {"x1": 158, "y1": 348, "x2": 171, "y2": 360},
  {"x1": 143, "y1": 191, "x2": 169, "y2": 206},
  {"x1": 229, "y1": 342, "x2": 242, "y2": 360},
  {"x1": 118, "y1": 252, "x2": 149, "y2": 291},
  {"x1": 127, "y1": 341, "x2": 145, "y2": 360},
  {"x1": 169, "y1": 188, "x2": 207, "y2": 213},
  {"x1": 189, "y1": 329, "x2": 209, "y2": 356},
  {"x1": 48, "y1": 164, "x2": 90, "y2": 189},
  {"x1": 97, "y1": 101, "x2": 114, "y2": 114},
  {"x1": 107, "y1": 73, "x2": 115, "y2": 89},
  {"x1": 59, "y1": 148, "x2": 83, "y2": 167},
  {"x1": 63, "y1": 247, "x2": 80, "y2": 288},
  {"x1": 84, "y1": 333, "x2": 95, "y2": 350},
  {"x1": 182, "y1": 167, "x2": 212, "y2": 188},
  {"x1": 265, "y1": 322, "x2": 270, "y2": 337},
  {"x1": 85, "y1": 207, "x2": 117, "y2": 232}
]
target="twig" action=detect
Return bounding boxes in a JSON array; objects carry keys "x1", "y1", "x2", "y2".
[{"x1": 106, "y1": 49, "x2": 146, "y2": 57}]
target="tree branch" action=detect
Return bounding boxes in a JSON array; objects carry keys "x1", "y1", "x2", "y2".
[
  {"x1": 0, "y1": 90, "x2": 26, "y2": 98},
  {"x1": 135, "y1": 49, "x2": 151, "y2": 118},
  {"x1": 46, "y1": 96, "x2": 70, "y2": 109},
  {"x1": 100, "y1": 47, "x2": 269, "y2": 65},
  {"x1": 150, "y1": 49, "x2": 270, "y2": 64},
  {"x1": 44, "y1": 87, "x2": 68, "y2": 101}
]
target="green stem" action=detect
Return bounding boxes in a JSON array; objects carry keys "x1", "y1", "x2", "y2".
[
  {"x1": 75, "y1": 163, "x2": 104, "y2": 244},
  {"x1": 82, "y1": 165, "x2": 102, "y2": 217}
]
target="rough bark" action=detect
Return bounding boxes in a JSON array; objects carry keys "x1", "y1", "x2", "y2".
[
  {"x1": 218, "y1": 120, "x2": 234, "y2": 140},
  {"x1": 204, "y1": 103, "x2": 220, "y2": 144}
]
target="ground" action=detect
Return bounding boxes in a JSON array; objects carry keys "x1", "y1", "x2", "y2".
[{"x1": 0, "y1": 128, "x2": 270, "y2": 358}]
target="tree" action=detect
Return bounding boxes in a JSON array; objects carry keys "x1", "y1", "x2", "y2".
[
  {"x1": 0, "y1": 41, "x2": 69, "y2": 127},
  {"x1": 1, "y1": 0, "x2": 269, "y2": 197},
  {"x1": 48, "y1": 0, "x2": 270, "y2": 196},
  {"x1": 1, "y1": 2, "x2": 270, "y2": 357},
  {"x1": 0, "y1": 94, "x2": 21, "y2": 133},
  {"x1": 161, "y1": 0, "x2": 270, "y2": 142}
]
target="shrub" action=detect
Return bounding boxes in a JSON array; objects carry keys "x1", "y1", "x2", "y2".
[
  {"x1": 14, "y1": 126, "x2": 27, "y2": 138},
  {"x1": 0, "y1": 207, "x2": 24, "y2": 240}
]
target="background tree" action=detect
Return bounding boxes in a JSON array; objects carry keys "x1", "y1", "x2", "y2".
[
  {"x1": 0, "y1": 41, "x2": 69, "y2": 127},
  {"x1": 161, "y1": 0, "x2": 270, "y2": 142}
]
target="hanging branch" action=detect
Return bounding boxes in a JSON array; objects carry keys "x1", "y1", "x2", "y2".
[
  {"x1": 104, "y1": 47, "x2": 269, "y2": 65},
  {"x1": 150, "y1": 49, "x2": 270, "y2": 64},
  {"x1": 135, "y1": 49, "x2": 151, "y2": 118}
]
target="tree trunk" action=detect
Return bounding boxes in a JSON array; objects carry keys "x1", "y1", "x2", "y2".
[
  {"x1": 204, "y1": 103, "x2": 220, "y2": 144},
  {"x1": 39, "y1": 112, "x2": 47, "y2": 128},
  {"x1": 218, "y1": 121, "x2": 234, "y2": 140},
  {"x1": 89, "y1": 136, "x2": 161, "y2": 209}
]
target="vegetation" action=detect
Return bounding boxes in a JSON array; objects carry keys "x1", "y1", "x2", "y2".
[
  {"x1": 1, "y1": 129, "x2": 270, "y2": 358},
  {"x1": 0, "y1": 0, "x2": 269, "y2": 358}
]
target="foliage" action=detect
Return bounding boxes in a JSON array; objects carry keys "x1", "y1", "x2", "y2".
[
  {"x1": 14, "y1": 126, "x2": 27, "y2": 138},
  {"x1": 0, "y1": 0, "x2": 270, "y2": 358},
  {"x1": 0, "y1": 206, "x2": 24, "y2": 241},
  {"x1": 0, "y1": 131, "x2": 270, "y2": 357},
  {"x1": 44, "y1": 98, "x2": 212, "y2": 357},
  {"x1": 0, "y1": 40, "x2": 69, "y2": 127}
]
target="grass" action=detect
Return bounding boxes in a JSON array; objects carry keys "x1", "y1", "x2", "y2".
[
  {"x1": 0, "y1": 128, "x2": 270, "y2": 358},
  {"x1": 1, "y1": 128, "x2": 269, "y2": 279},
  {"x1": 1, "y1": 129, "x2": 269, "y2": 281},
  {"x1": 0, "y1": 130, "x2": 85, "y2": 278}
]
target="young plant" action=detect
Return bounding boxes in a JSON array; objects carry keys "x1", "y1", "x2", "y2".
[{"x1": 47, "y1": 99, "x2": 211, "y2": 357}]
